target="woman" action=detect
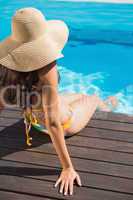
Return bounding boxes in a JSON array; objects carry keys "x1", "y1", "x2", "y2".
[{"x1": 0, "y1": 8, "x2": 117, "y2": 196}]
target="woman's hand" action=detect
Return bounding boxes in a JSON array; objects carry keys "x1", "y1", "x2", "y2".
[{"x1": 55, "y1": 167, "x2": 82, "y2": 196}]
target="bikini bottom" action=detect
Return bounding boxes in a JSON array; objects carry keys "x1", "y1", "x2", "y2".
[{"x1": 23, "y1": 106, "x2": 73, "y2": 146}]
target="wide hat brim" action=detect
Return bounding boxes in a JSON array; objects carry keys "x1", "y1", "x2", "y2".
[{"x1": 0, "y1": 20, "x2": 68, "y2": 72}]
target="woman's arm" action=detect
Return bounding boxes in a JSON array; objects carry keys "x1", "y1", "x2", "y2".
[{"x1": 38, "y1": 62, "x2": 81, "y2": 195}]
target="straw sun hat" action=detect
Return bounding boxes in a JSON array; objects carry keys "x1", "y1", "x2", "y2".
[{"x1": 0, "y1": 7, "x2": 69, "y2": 72}]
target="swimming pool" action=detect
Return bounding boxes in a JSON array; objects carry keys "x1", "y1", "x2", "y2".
[{"x1": 0, "y1": 0, "x2": 133, "y2": 115}]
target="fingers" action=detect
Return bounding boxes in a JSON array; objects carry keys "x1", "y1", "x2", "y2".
[
  {"x1": 64, "y1": 181, "x2": 69, "y2": 195},
  {"x1": 76, "y1": 174, "x2": 82, "y2": 186},
  {"x1": 60, "y1": 180, "x2": 74, "y2": 196},
  {"x1": 69, "y1": 180, "x2": 73, "y2": 196},
  {"x1": 54, "y1": 177, "x2": 61, "y2": 188},
  {"x1": 59, "y1": 181, "x2": 65, "y2": 194},
  {"x1": 55, "y1": 172, "x2": 82, "y2": 196}
]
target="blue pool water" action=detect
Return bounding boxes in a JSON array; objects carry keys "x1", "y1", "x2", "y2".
[{"x1": 0, "y1": 0, "x2": 133, "y2": 115}]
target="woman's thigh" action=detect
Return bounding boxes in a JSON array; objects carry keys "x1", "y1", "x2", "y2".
[
  {"x1": 59, "y1": 93, "x2": 84, "y2": 105},
  {"x1": 66, "y1": 94, "x2": 99, "y2": 135}
]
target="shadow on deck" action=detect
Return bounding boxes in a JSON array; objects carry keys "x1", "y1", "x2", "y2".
[{"x1": 0, "y1": 109, "x2": 133, "y2": 200}]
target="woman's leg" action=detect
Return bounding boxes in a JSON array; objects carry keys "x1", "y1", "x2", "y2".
[
  {"x1": 66, "y1": 94, "x2": 99, "y2": 134},
  {"x1": 59, "y1": 93, "x2": 84, "y2": 105},
  {"x1": 60, "y1": 93, "x2": 117, "y2": 111},
  {"x1": 65, "y1": 94, "x2": 117, "y2": 135}
]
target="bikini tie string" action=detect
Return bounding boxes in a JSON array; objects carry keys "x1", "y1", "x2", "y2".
[{"x1": 23, "y1": 106, "x2": 73, "y2": 146}]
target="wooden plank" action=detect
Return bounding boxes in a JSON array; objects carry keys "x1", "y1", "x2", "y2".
[
  {"x1": 0, "y1": 120, "x2": 24, "y2": 132},
  {"x1": 0, "y1": 112, "x2": 21, "y2": 119},
  {"x1": 0, "y1": 118, "x2": 21, "y2": 127},
  {"x1": 23, "y1": 144, "x2": 133, "y2": 165},
  {"x1": 1, "y1": 111, "x2": 133, "y2": 139},
  {"x1": 1, "y1": 124, "x2": 133, "y2": 168},
  {"x1": 1, "y1": 123, "x2": 133, "y2": 144},
  {"x1": 1, "y1": 159, "x2": 133, "y2": 194},
  {"x1": 0, "y1": 175, "x2": 133, "y2": 200},
  {"x1": 1, "y1": 123, "x2": 133, "y2": 154},
  {"x1": 1, "y1": 149, "x2": 133, "y2": 179},
  {"x1": 0, "y1": 190, "x2": 52, "y2": 200},
  {"x1": 89, "y1": 119, "x2": 133, "y2": 132},
  {"x1": 0, "y1": 132, "x2": 133, "y2": 156},
  {"x1": 93, "y1": 111, "x2": 133, "y2": 124},
  {"x1": 1, "y1": 123, "x2": 133, "y2": 163},
  {"x1": 1, "y1": 123, "x2": 133, "y2": 143},
  {"x1": 0, "y1": 109, "x2": 21, "y2": 118},
  {"x1": 79, "y1": 127, "x2": 133, "y2": 143},
  {"x1": 1, "y1": 137, "x2": 133, "y2": 166},
  {"x1": 4, "y1": 108, "x2": 22, "y2": 112},
  {"x1": 88, "y1": 120, "x2": 133, "y2": 132},
  {"x1": 66, "y1": 136, "x2": 133, "y2": 154}
]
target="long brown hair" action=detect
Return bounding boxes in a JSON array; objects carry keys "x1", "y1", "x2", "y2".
[
  {"x1": 0, "y1": 64, "x2": 61, "y2": 108},
  {"x1": 0, "y1": 64, "x2": 39, "y2": 108}
]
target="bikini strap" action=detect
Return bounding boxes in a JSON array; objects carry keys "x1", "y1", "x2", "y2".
[{"x1": 23, "y1": 111, "x2": 33, "y2": 146}]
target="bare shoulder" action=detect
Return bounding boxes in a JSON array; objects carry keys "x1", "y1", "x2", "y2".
[{"x1": 38, "y1": 61, "x2": 58, "y2": 84}]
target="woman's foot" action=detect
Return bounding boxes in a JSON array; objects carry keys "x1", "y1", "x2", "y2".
[
  {"x1": 98, "y1": 96, "x2": 118, "y2": 112},
  {"x1": 105, "y1": 96, "x2": 118, "y2": 109}
]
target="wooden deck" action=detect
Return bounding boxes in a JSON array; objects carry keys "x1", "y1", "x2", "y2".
[{"x1": 0, "y1": 109, "x2": 133, "y2": 200}]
